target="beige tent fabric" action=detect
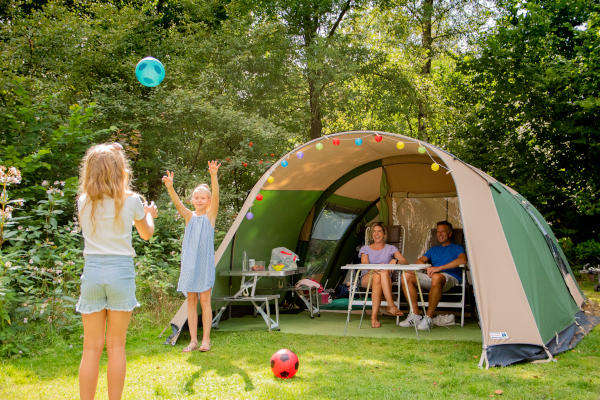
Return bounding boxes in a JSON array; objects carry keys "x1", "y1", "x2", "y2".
[
  {"x1": 564, "y1": 274, "x2": 585, "y2": 307},
  {"x1": 434, "y1": 152, "x2": 544, "y2": 347},
  {"x1": 262, "y1": 133, "x2": 431, "y2": 191},
  {"x1": 334, "y1": 167, "x2": 382, "y2": 201},
  {"x1": 168, "y1": 302, "x2": 187, "y2": 337},
  {"x1": 384, "y1": 163, "x2": 456, "y2": 194},
  {"x1": 383, "y1": 155, "x2": 455, "y2": 194}
]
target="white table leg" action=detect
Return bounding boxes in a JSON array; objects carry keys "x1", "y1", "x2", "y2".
[
  {"x1": 250, "y1": 275, "x2": 258, "y2": 297},
  {"x1": 415, "y1": 273, "x2": 428, "y2": 320},
  {"x1": 250, "y1": 300, "x2": 279, "y2": 331},
  {"x1": 359, "y1": 273, "x2": 372, "y2": 329},
  {"x1": 402, "y1": 271, "x2": 419, "y2": 337},
  {"x1": 309, "y1": 287, "x2": 314, "y2": 318},
  {"x1": 265, "y1": 299, "x2": 271, "y2": 331},
  {"x1": 396, "y1": 271, "x2": 401, "y2": 326},
  {"x1": 344, "y1": 270, "x2": 360, "y2": 335},
  {"x1": 275, "y1": 298, "x2": 279, "y2": 327}
]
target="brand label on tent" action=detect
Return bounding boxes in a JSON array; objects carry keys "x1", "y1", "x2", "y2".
[{"x1": 489, "y1": 331, "x2": 509, "y2": 340}]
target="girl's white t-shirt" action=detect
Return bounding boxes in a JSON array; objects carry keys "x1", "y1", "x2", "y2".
[{"x1": 78, "y1": 193, "x2": 146, "y2": 256}]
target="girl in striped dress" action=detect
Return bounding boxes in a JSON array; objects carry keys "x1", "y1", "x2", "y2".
[{"x1": 163, "y1": 161, "x2": 220, "y2": 352}]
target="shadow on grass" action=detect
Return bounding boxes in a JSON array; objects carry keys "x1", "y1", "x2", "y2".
[
  {"x1": 1, "y1": 326, "x2": 176, "y2": 381},
  {"x1": 184, "y1": 351, "x2": 255, "y2": 393}
]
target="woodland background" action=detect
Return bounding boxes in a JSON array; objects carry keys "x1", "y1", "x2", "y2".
[{"x1": 1, "y1": 0, "x2": 598, "y2": 356}]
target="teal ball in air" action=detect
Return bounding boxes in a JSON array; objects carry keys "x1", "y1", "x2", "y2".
[{"x1": 135, "y1": 57, "x2": 165, "y2": 87}]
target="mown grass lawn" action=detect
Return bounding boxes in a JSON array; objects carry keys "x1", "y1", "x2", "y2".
[{"x1": 2, "y1": 283, "x2": 599, "y2": 400}]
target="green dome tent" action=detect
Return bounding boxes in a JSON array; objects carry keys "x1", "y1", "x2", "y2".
[{"x1": 165, "y1": 131, "x2": 597, "y2": 367}]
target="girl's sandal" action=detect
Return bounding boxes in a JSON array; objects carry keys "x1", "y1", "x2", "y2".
[
  {"x1": 199, "y1": 342, "x2": 211, "y2": 352},
  {"x1": 182, "y1": 343, "x2": 199, "y2": 353}
]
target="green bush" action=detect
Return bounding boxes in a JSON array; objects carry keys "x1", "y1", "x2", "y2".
[
  {"x1": 0, "y1": 179, "x2": 83, "y2": 357},
  {"x1": 574, "y1": 240, "x2": 600, "y2": 269},
  {"x1": 133, "y1": 205, "x2": 184, "y2": 308}
]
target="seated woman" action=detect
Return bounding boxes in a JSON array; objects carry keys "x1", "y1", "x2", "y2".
[{"x1": 358, "y1": 222, "x2": 408, "y2": 328}]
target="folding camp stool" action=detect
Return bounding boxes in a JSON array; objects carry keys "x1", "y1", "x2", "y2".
[
  {"x1": 212, "y1": 294, "x2": 280, "y2": 331},
  {"x1": 210, "y1": 269, "x2": 306, "y2": 331},
  {"x1": 294, "y1": 284, "x2": 321, "y2": 318}
]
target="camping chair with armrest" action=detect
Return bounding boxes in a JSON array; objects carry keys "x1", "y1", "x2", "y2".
[
  {"x1": 351, "y1": 224, "x2": 406, "y2": 327},
  {"x1": 416, "y1": 227, "x2": 469, "y2": 327}
]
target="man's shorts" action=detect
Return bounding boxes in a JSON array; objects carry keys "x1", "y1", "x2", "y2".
[
  {"x1": 76, "y1": 255, "x2": 140, "y2": 314},
  {"x1": 416, "y1": 271, "x2": 459, "y2": 292}
]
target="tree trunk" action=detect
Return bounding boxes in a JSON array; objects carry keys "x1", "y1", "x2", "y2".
[
  {"x1": 308, "y1": 77, "x2": 323, "y2": 139},
  {"x1": 302, "y1": 2, "x2": 351, "y2": 140},
  {"x1": 188, "y1": 135, "x2": 204, "y2": 173},
  {"x1": 417, "y1": 0, "x2": 434, "y2": 142}
]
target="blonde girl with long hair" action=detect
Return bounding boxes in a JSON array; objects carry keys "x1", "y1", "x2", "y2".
[
  {"x1": 162, "y1": 160, "x2": 220, "y2": 352},
  {"x1": 76, "y1": 143, "x2": 158, "y2": 400}
]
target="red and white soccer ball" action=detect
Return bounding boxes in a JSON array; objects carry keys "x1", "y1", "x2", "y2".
[{"x1": 270, "y1": 349, "x2": 299, "y2": 379}]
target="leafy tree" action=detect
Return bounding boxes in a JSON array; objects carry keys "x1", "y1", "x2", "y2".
[
  {"x1": 450, "y1": 0, "x2": 600, "y2": 245},
  {"x1": 248, "y1": 0, "x2": 375, "y2": 139}
]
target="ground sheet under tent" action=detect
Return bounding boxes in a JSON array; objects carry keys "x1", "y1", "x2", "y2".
[{"x1": 213, "y1": 312, "x2": 482, "y2": 341}]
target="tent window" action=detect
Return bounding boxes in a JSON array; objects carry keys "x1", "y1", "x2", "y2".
[
  {"x1": 311, "y1": 209, "x2": 355, "y2": 240},
  {"x1": 390, "y1": 195, "x2": 461, "y2": 262},
  {"x1": 305, "y1": 208, "x2": 357, "y2": 279}
]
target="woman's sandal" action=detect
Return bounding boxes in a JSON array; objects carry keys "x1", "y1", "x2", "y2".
[
  {"x1": 371, "y1": 320, "x2": 381, "y2": 328},
  {"x1": 199, "y1": 342, "x2": 211, "y2": 352},
  {"x1": 182, "y1": 343, "x2": 199, "y2": 353},
  {"x1": 383, "y1": 307, "x2": 404, "y2": 317}
]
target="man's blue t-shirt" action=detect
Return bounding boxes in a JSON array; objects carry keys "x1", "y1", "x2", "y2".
[{"x1": 424, "y1": 243, "x2": 465, "y2": 283}]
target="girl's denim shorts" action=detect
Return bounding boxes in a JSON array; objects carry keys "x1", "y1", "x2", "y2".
[{"x1": 76, "y1": 255, "x2": 140, "y2": 314}]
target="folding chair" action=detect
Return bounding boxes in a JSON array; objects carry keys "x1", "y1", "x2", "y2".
[
  {"x1": 415, "y1": 227, "x2": 469, "y2": 326},
  {"x1": 349, "y1": 224, "x2": 406, "y2": 327}
]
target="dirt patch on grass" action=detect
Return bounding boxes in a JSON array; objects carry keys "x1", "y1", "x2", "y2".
[{"x1": 582, "y1": 299, "x2": 600, "y2": 317}]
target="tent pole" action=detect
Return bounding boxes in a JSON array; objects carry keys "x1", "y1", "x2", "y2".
[
  {"x1": 543, "y1": 346, "x2": 556, "y2": 363},
  {"x1": 478, "y1": 348, "x2": 488, "y2": 369}
]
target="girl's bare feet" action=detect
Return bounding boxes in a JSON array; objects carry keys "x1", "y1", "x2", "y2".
[{"x1": 371, "y1": 319, "x2": 381, "y2": 328}]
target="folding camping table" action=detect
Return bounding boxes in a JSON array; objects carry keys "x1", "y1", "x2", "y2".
[
  {"x1": 581, "y1": 266, "x2": 600, "y2": 292},
  {"x1": 341, "y1": 264, "x2": 429, "y2": 336},
  {"x1": 212, "y1": 268, "x2": 306, "y2": 331}
]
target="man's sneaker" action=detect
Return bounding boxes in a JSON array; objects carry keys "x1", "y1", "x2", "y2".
[
  {"x1": 417, "y1": 315, "x2": 432, "y2": 331},
  {"x1": 432, "y1": 313, "x2": 455, "y2": 327},
  {"x1": 398, "y1": 312, "x2": 422, "y2": 328}
]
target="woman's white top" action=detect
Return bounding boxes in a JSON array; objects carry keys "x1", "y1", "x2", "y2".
[{"x1": 78, "y1": 193, "x2": 145, "y2": 256}]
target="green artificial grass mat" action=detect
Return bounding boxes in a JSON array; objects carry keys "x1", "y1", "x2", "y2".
[
  {"x1": 215, "y1": 311, "x2": 482, "y2": 342},
  {"x1": 320, "y1": 297, "x2": 365, "y2": 310}
]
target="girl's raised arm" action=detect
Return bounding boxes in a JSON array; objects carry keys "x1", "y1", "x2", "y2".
[
  {"x1": 207, "y1": 160, "x2": 220, "y2": 227},
  {"x1": 162, "y1": 170, "x2": 193, "y2": 224},
  {"x1": 134, "y1": 201, "x2": 157, "y2": 240}
]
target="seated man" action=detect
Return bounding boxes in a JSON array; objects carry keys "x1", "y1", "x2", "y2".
[{"x1": 399, "y1": 221, "x2": 467, "y2": 330}]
